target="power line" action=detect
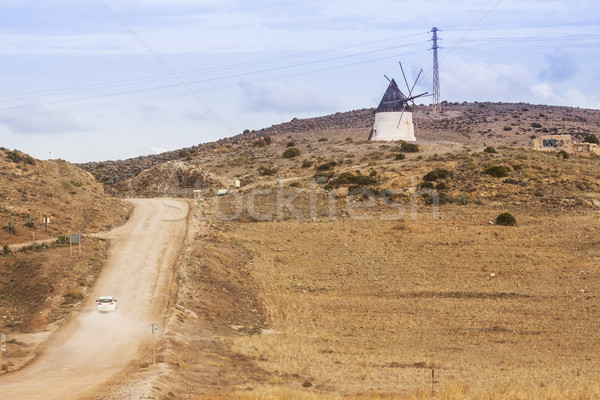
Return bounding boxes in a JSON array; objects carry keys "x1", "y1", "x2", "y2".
[{"x1": 98, "y1": 0, "x2": 236, "y2": 135}]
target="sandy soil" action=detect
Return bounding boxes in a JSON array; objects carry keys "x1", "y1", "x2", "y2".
[{"x1": 0, "y1": 198, "x2": 188, "y2": 399}]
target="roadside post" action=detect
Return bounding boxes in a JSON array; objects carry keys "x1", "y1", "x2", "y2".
[
  {"x1": 69, "y1": 233, "x2": 82, "y2": 257},
  {"x1": 149, "y1": 324, "x2": 159, "y2": 365},
  {"x1": 0, "y1": 332, "x2": 6, "y2": 371}
]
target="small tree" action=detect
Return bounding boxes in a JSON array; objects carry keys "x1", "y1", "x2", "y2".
[
  {"x1": 400, "y1": 142, "x2": 419, "y2": 153},
  {"x1": 496, "y1": 212, "x2": 516, "y2": 226},
  {"x1": 583, "y1": 134, "x2": 599, "y2": 144},
  {"x1": 282, "y1": 148, "x2": 300, "y2": 158},
  {"x1": 485, "y1": 165, "x2": 509, "y2": 178}
]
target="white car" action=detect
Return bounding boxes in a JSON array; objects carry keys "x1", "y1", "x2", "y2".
[{"x1": 96, "y1": 296, "x2": 118, "y2": 312}]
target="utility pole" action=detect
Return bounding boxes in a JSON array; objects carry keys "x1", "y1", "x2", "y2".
[{"x1": 430, "y1": 27, "x2": 442, "y2": 112}]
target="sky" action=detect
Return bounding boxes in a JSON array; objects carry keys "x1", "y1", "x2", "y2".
[{"x1": 0, "y1": 0, "x2": 598, "y2": 162}]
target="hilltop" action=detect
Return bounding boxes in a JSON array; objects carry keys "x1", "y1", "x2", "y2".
[
  {"x1": 0, "y1": 148, "x2": 132, "y2": 245},
  {"x1": 79, "y1": 102, "x2": 600, "y2": 195}
]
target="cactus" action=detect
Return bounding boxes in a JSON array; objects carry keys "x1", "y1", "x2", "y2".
[
  {"x1": 25, "y1": 214, "x2": 35, "y2": 228},
  {"x1": 6, "y1": 219, "x2": 16, "y2": 234}
]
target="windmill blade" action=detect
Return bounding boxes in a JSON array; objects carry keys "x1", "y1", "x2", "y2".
[
  {"x1": 410, "y1": 69, "x2": 423, "y2": 97},
  {"x1": 397, "y1": 104, "x2": 407, "y2": 129},
  {"x1": 405, "y1": 92, "x2": 428, "y2": 103},
  {"x1": 399, "y1": 62, "x2": 411, "y2": 96}
]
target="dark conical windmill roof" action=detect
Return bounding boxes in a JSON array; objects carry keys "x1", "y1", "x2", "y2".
[{"x1": 376, "y1": 79, "x2": 411, "y2": 113}]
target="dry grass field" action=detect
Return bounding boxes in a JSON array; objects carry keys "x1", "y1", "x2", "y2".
[
  {"x1": 217, "y1": 205, "x2": 599, "y2": 398},
  {"x1": 167, "y1": 143, "x2": 600, "y2": 399}
]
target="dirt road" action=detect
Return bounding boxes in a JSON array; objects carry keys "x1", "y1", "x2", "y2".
[{"x1": 0, "y1": 198, "x2": 188, "y2": 399}]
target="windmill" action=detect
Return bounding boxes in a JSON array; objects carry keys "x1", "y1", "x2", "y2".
[{"x1": 369, "y1": 63, "x2": 428, "y2": 142}]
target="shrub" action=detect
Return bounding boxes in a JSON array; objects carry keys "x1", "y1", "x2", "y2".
[
  {"x1": 395, "y1": 153, "x2": 406, "y2": 160},
  {"x1": 258, "y1": 166, "x2": 277, "y2": 176},
  {"x1": 70, "y1": 180, "x2": 82, "y2": 187},
  {"x1": 583, "y1": 134, "x2": 599, "y2": 144},
  {"x1": 318, "y1": 138, "x2": 329, "y2": 142},
  {"x1": 263, "y1": 136, "x2": 272, "y2": 145},
  {"x1": 400, "y1": 142, "x2": 419, "y2": 153},
  {"x1": 2, "y1": 244, "x2": 10, "y2": 255},
  {"x1": 420, "y1": 181, "x2": 434, "y2": 189},
  {"x1": 423, "y1": 168, "x2": 451, "y2": 181},
  {"x1": 5, "y1": 219, "x2": 16, "y2": 234},
  {"x1": 333, "y1": 172, "x2": 377, "y2": 187},
  {"x1": 316, "y1": 162, "x2": 336, "y2": 171},
  {"x1": 503, "y1": 126, "x2": 513, "y2": 131},
  {"x1": 557, "y1": 150, "x2": 570, "y2": 159},
  {"x1": 531, "y1": 122, "x2": 542, "y2": 128},
  {"x1": 301, "y1": 160, "x2": 314, "y2": 168},
  {"x1": 484, "y1": 146, "x2": 497, "y2": 154},
  {"x1": 6, "y1": 150, "x2": 35, "y2": 165},
  {"x1": 25, "y1": 214, "x2": 35, "y2": 228},
  {"x1": 252, "y1": 139, "x2": 266, "y2": 148},
  {"x1": 282, "y1": 148, "x2": 300, "y2": 158},
  {"x1": 436, "y1": 181, "x2": 447, "y2": 190},
  {"x1": 485, "y1": 165, "x2": 509, "y2": 178},
  {"x1": 286, "y1": 140, "x2": 296, "y2": 147},
  {"x1": 496, "y1": 212, "x2": 516, "y2": 226}
]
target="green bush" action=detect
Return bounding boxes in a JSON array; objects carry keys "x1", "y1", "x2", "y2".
[
  {"x1": 6, "y1": 150, "x2": 35, "y2": 165},
  {"x1": 395, "y1": 153, "x2": 406, "y2": 160},
  {"x1": 485, "y1": 165, "x2": 509, "y2": 178},
  {"x1": 263, "y1": 136, "x2": 273, "y2": 145},
  {"x1": 557, "y1": 150, "x2": 570, "y2": 159},
  {"x1": 252, "y1": 139, "x2": 266, "y2": 148},
  {"x1": 400, "y1": 142, "x2": 419, "y2": 153},
  {"x1": 286, "y1": 140, "x2": 296, "y2": 147},
  {"x1": 436, "y1": 181, "x2": 447, "y2": 190},
  {"x1": 332, "y1": 172, "x2": 377, "y2": 187},
  {"x1": 496, "y1": 212, "x2": 517, "y2": 226},
  {"x1": 420, "y1": 181, "x2": 434, "y2": 189},
  {"x1": 583, "y1": 134, "x2": 599, "y2": 144},
  {"x1": 316, "y1": 162, "x2": 336, "y2": 171},
  {"x1": 423, "y1": 168, "x2": 451, "y2": 181},
  {"x1": 2, "y1": 244, "x2": 10, "y2": 255},
  {"x1": 484, "y1": 146, "x2": 497, "y2": 154},
  {"x1": 301, "y1": 160, "x2": 314, "y2": 168},
  {"x1": 282, "y1": 148, "x2": 301, "y2": 158}
]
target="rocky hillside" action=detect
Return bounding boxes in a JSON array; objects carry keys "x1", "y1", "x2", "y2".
[
  {"x1": 0, "y1": 148, "x2": 132, "y2": 245},
  {"x1": 79, "y1": 102, "x2": 600, "y2": 194}
]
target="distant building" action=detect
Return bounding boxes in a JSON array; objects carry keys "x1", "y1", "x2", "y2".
[
  {"x1": 369, "y1": 79, "x2": 416, "y2": 142},
  {"x1": 533, "y1": 134, "x2": 600, "y2": 156}
]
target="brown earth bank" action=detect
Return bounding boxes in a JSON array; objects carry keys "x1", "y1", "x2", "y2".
[
  {"x1": 0, "y1": 148, "x2": 132, "y2": 246},
  {"x1": 0, "y1": 237, "x2": 110, "y2": 372}
]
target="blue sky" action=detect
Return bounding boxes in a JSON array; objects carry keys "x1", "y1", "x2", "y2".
[{"x1": 0, "y1": 0, "x2": 598, "y2": 162}]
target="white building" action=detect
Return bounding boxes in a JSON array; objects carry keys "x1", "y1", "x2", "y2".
[{"x1": 370, "y1": 79, "x2": 416, "y2": 142}]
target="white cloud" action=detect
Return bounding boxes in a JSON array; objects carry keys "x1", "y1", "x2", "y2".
[
  {"x1": 149, "y1": 146, "x2": 167, "y2": 154},
  {"x1": 441, "y1": 58, "x2": 532, "y2": 102},
  {"x1": 239, "y1": 80, "x2": 342, "y2": 114},
  {"x1": 531, "y1": 83, "x2": 554, "y2": 99}
]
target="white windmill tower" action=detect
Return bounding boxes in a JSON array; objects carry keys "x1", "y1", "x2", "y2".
[{"x1": 369, "y1": 63, "x2": 427, "y2": 142}]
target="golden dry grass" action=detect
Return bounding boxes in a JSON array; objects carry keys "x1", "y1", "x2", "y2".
[{"x1": 219, "y1": 204, "x2": 600, "y2": 397}]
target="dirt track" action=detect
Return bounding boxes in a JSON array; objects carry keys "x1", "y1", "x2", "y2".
[{"x1": 0, "y1": 198, "x2": 188, "y2": 399}]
